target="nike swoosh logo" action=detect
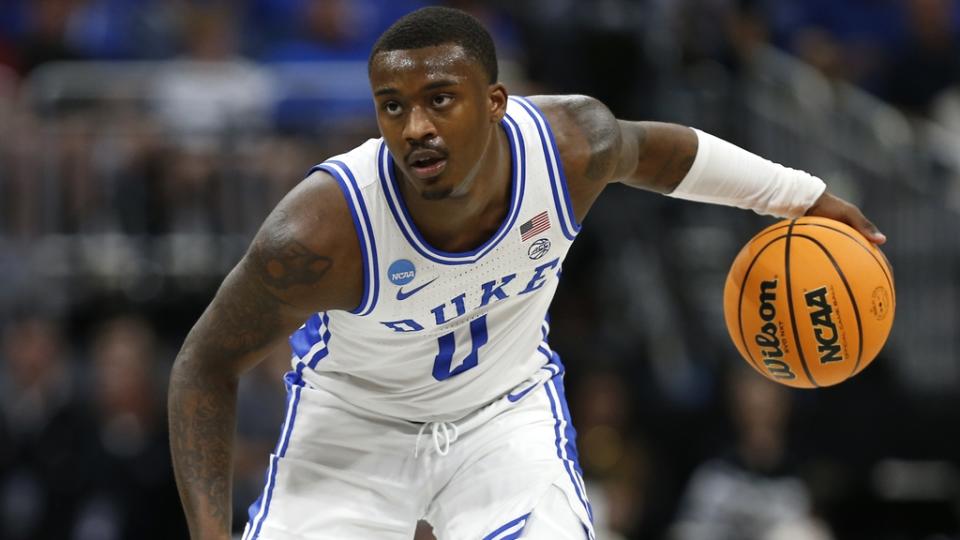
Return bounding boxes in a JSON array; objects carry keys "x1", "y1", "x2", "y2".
[
  {"x1": 396, "y1": 277, "x2": 438, "y2": 301},
  {"x1": 507, "y1": 383, "x2": 539, "y2": 402}
]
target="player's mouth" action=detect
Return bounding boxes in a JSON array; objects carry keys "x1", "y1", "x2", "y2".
[{"x1": 407, "y1": 149, "x2": 448, "y2": 180}]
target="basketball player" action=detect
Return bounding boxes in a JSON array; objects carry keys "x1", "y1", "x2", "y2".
[{"x1": 168, "y1": 7, "x2": 885, "y2": 540}]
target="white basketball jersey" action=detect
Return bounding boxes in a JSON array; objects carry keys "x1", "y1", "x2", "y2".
[{"x1": 289, "y1": 97, "x2": 581, "y2": 422}]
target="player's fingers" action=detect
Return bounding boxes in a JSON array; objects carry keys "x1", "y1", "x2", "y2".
[
  {"x1": 807, "y1": 192, "x2": 886, "y2": 245},
  {"x1": 845, "y1": 204, "x2": 886, "y2": 245},
  {"x1": 857, "y1": 216, "x2": 886, "y2": 245},
  {"x1": 839, "y1": 202, "x2": 887, "y2": 244}
]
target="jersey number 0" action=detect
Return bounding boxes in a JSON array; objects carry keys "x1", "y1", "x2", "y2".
[{"x1": 432, "y1": 315, "x2": 489, "y2": 381}]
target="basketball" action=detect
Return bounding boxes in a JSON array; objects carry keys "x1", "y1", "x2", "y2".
[{"x1": 723, "y1": 216, "x2": 895, "y2": 388}]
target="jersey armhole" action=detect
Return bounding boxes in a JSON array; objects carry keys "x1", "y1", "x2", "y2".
[
  {"x1": 511, "y1": 96, "x2": 582, "y2": 240},
  {"x1": 311, "y1": 162, "x2": 379, "y2": 315}
]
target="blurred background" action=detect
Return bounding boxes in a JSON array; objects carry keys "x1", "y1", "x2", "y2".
[{"x1": 1, "y1": 0, "x2": 959, "y2": 539}]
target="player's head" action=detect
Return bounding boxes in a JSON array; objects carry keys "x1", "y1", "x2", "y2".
[
  {"x1": 370, "y1": 6, "x2": 498, "y2": 84},
  {"x1": 369, "y1": 7, "x2": 507, "y2": 200}
]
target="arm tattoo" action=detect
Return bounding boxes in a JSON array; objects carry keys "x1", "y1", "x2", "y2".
[
  {"x1": 216, "y1": 216, "x2": 333, "y2": 354},
  {"x1": 250, "y1": 214, "x2": 333, "y2": 291},
  {"x1": 652, "y1": 146, "x2": 696, "y2": 188},
  {"x1": 169, "y1": 359, "x2": 236, "y2": 535},
  {"x1": 169, "y1": 209, "x2": 334, "y2": 537},
  {"x1": 568, "y1": 97, "x2": 621, "y2": 183},
  {"x1": 584, "y1": 118, "x2": 620, "y2": 182},
  {"x1": 169, "y1": 271, "x2": 293, "y2": 536},
  {"x1": 206, "y1": 276, "x2": 288, "y2": 355},
  {"x1": 629, "y1": 123, "x2": 698, "y2": 191},
  {"x1": 256, "y1": 238, "x2": 333, "y2": 290}
]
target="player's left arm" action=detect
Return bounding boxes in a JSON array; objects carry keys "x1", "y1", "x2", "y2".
[{"x1": 534, "y1": 94, "x2": 885, "y2": 244}]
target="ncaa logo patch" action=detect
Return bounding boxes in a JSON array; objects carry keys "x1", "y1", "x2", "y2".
[
  {"x1": 387, "y1": 259, "x2": 416, "y2": 285},
  {"x1": 527, "y1": 238, "x2": 551, "y2": 260}
]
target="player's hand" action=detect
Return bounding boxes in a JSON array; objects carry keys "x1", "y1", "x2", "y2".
[{"x1": 805, "y1": 191, "x2": 886, "y2": 245}]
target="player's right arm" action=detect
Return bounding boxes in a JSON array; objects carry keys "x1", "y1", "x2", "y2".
[
  {"x1": 533, "y1": 94, "x2": 885, "y2": 244},
  {"x1": 168, "y1": 170, "x2": 362, "y2": 539}
]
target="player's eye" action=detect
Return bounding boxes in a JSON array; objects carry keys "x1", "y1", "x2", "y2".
[
  {"x1": 383, "y1": 101, "x2": 402, "y2": 116},
  {"x1": 432, "y1": 95, "x2": 453, "y2": 108}
]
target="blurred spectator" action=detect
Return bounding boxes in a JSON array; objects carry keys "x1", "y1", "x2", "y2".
[
  {"x1": 240, "y1": 0, "x2": 426, "y2": 54},
  {"x1": 881, "y1": 0, "x2": 960, "y2": 115},
  {"x1": 57, "y1": 114, "x2": 102, "y2": 233},
  {"x1": 18, "y1": 0, "x2": 84, "y2": 76},
  {"x1": 0, "y1": 90, "x2": 40, "y2": 237},
  {"x1": 0, "y1": 315, "x2": 89, "y2": 540},
  {"x1": 257, "y1": 0, "x2": 426, "y2": 132},
  {"x1": 259, "y1": 0, "x2": 377, "y2": 130},
  {"x1": 768, "y1": 0, "x2": 905, "y2": 91},
  {"x1": 574, "y1": 368, "x2": 650, "y2": 539},
  {"x1": 0, "y1": 1, "x2": 26, "y2": 71},
  {"x1": 64, "y1": 0, "x2": 155, "y2": 60},
  {"x1": 669, "y1": 368, "x2": 830, "y2": 540},
  {"x1": 931, "y1": 84, "x2": 960, "y2": 144},
  {"x1": 0, "y1": 32, "x2": 18, "y2": 73},
  {"x1": 672, "y1": 0, "x2": 769, "y2": 71},
  {"x1": 260, "y1": 0, "x2": 376, "y2": 62},
  {"x1": 724, "y1": 0, "x2": 770, "y2": 65},
  {"x1": 151, "y1": 4, "x2": 273, "y2": 152},
  {"x1": 73, "y1": 315, "x2": 186, "y2": 540},
  {"x1": 150, "y1": 5, "x2": 273, "y2": 236},
  {"x1": 508, "y1": 0, "x2": 653, "y2": 117}
]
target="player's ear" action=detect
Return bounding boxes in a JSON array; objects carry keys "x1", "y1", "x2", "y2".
[{"x1": 488, "y1": 83, "x2": 507, "y2": 123}]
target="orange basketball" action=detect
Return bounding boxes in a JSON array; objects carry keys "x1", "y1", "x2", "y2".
[{"x1": 723, "y1": 216, "x2": 895, "y2": 388}]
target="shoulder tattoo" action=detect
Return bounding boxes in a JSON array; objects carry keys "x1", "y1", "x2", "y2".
[
  {"x1": 583, "y1": 116, "x2": 621, "y2": 182},
  {"x1": 250, "y1": 210, "x2": 333, "y2": 292},
  {"x1": 564, "y1": 97, "x2": 621, "y2": 183}
]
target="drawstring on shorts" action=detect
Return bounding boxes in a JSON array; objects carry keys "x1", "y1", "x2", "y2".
[{"x1": 414, "y1": 421, "x2": 459, "y2": 458}]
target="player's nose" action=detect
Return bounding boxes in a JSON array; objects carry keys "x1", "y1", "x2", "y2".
[{"x1": 403, "y1": 106, "x2": 437, "y2": 143}]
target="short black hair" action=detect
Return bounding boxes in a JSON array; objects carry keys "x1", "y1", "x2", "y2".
[{"x1": 370, "y1": 7, "x2": 498, "y2": 83}]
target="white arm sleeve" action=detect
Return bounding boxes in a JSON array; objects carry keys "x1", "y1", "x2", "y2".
[{"x1": 667, "y1": 129, "x2": 827, "y2": 218}]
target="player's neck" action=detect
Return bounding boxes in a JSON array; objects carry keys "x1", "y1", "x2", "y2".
[{"x1": 399, "y1": 125, "x2": 511, "y2": 253}]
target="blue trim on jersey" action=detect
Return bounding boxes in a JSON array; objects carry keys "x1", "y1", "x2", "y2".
[
  {"x1": 246, "y1": 374, "x2": 305, "y2": 540},
  {"x1": 543, "y1": 352, "x2": 595, "y2": 534},
  {"x1": 307, "y1": 313, "x2": 331, "y2": 369},
  {"x1": 512, "y1": 97, "x2": 582, "y2": 241},
  {"x1": 501, "y1": 529, "x2": 526, "y2": 540},
  {"x1": 291, "y1": 313, "x2": 331, "y2": 380},
  {"x1": 289, "y1": 312, "x2": 325, "y2": 357},
  {"x1": 376, "y1": 114, "x2": 526, "y2": 265},
  {"x1": 482, "y1": 512, "x2": 530, "y2": 540},
  {"x1": 537, "y1": 344, "x2": 562, "y2": 372},
  {"x1": 508, "y1": 362, "x2": 561, "y2": 404},
  {"x1": 315, "y1": 162, "x2": 379, "y2": 315}
]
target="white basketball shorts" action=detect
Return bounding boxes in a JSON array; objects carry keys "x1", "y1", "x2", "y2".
[{"x1": 242, "y1": 356, "x2": 594, "y2": 540}]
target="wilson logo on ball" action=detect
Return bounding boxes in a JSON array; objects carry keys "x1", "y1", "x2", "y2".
[
  {"x1": 724, "y1": 217, "x2": 896, "y2": 388},
  {"x1": 755, "y1": 278, "x2": 796, "y2": 381},
  {"x1": 804, "y1": 286, "x2": 843, "y2": 364}
]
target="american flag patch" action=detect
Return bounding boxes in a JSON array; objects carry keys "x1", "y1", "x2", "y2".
[{"x1": 519, "y1": 211, "x2": 550, "y2": 241}]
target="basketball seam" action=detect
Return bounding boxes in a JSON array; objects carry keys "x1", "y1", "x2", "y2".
[
  {"x1": 793, "y1": 233, "x2": 865, "y2": 379},
  {"x1": 736, "y1": 235, "x2": 788, "y2": 378},
  {"x1": 755, "y1": 221, "x2": 894, "y2": 299},
  {"x1": 799, "y1": 225, "x2": 895, "y2": 371},
  {"x1": 785, "y1": 220, "x2": 819, "y2": 388},
  {"x1": 792, "y1": 223, "x2": 895, "y2": 298}
]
